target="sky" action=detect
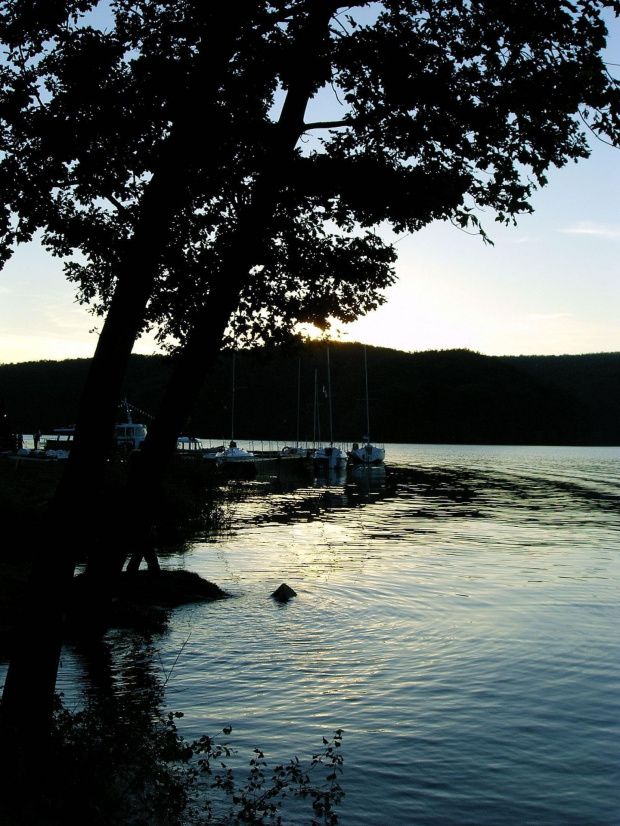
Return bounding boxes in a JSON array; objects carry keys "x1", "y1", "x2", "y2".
[{"x1": 0, "y1": 12, "x2": 618, "y2": 364}]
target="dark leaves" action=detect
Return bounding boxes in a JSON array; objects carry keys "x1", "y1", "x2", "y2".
[{"x1": 0, "y1": 0, "x2": 618, "y2": 346}]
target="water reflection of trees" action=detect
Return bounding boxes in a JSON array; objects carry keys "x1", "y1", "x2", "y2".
[
  {"x1": 163, "y1": 464, "x2": 485, "y2": 548},
  {"x1": 387, "y1": 463, "x2": 620, "y2": 521},
  {"x1": 213, "y1": 463, "x2": 490, "y2": 533},
  {"x1": 215, "y1": 465, "x2": 394, "y2": 531},
  {"x1": 19, "y1": 634, "x2": 192, "y2": 825},
  {"x1": 157, "y1": 460, "x2": 619, "y2": 570},
  {"x1": 49, "y1": 634, "x2": 345, "y2": 826},
  {"x1": 168, "y1": 462, "x2": 606, "y2": 557}
]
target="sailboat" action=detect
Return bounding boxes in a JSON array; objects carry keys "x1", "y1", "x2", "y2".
[
  {"x1": 209, "y1": 352, "x2": 255, "y2": 470},
  {"x1": 279, "y1": 358, "x2": 309, "y2": 459},
  {"x1": 349, "y1": 346, "x2": 385, "y2": 465},
  {"x1": 314, "y1": 347, "x2": 347, "y2": 471}
]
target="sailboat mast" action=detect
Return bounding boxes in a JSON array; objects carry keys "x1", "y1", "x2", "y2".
[
  {"x1": 231, "y1": 351, "x2": 235, "y2": 443},
  {"x1": 364, "y1": 345, "x2": 370, "y2": 439},
  {"x1": 313, "y1": 368, "x2": 319, "y2": 445},
  {"x1": 296, "y1": 357, "x2": 301, "y2": 449},
  {"x1": 327, "y1": 347, "x2": 334, "y2": 445}
]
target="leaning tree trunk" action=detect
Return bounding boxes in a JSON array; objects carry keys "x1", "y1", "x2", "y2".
[
  {"x1": 0, "y1": 3, "x2": 258, "y2": 749},
  {"x1": 0, "y1": 183, "x2": 181, "y2": 746},
  {"x1": 111, "y1": 0, "x2": 339, "y2": 576}
]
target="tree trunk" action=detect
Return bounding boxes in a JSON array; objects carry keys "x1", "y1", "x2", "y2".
[
  {"x1": 0, "y1": 3, "x2": 258, "y2": 745},
  {"x1": 115, "y1": 0, "x2": 339, "y2": 572}
]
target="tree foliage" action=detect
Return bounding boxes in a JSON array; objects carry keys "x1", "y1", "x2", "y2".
[{"x1": 1, "y1": 0, "x2": 618, "y2": 348}]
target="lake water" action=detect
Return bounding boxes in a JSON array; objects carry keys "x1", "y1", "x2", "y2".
[{"x1": 35, "y1": 445, "x2": 620, "y2": 822}]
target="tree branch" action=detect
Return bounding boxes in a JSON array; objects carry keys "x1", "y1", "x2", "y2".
[
  {"x1": 105, "y1": 193, "x2": 134, "y2": 220},
  {"x1": 304, "y1": 118, "x2": 349, "y2": 130}
]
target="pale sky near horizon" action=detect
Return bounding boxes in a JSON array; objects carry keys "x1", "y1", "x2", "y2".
[{"x1": 0, "y1": 9, "x2": 618, "y2": 365}]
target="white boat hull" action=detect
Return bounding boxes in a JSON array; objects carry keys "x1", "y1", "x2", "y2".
[
  {"x1": 215, "y1": 447, "x2": 254, "y2": 465},
  {"x1": 314, "y1": 445, "x2": 347, "y2": 470},
  {"x1": 349, "y1": 443, "x2": 385, "y2": 465}
]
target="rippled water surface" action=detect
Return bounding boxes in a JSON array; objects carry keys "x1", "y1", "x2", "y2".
[{"x1": 65, "y1": 445, "x2": 620, "y2": 823}]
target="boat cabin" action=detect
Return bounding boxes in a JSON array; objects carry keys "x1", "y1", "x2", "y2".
[
  {"x1": 48, "y1": 426, "x2": 75, "y2": 451},
  {"x1": 114, "y1": 398, "x2": 148, "y2": 451},
  {"x1": 114, "y1": 422, "x2": 147, "y2": 451}
]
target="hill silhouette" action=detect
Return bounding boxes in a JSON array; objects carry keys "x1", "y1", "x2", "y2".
[{"x1": 1, "y1": 344, "x2": 618, "y2": 446}]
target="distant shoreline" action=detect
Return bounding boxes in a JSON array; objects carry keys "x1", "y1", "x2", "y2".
[{"x1": 1, "y1": 345, "x2": 619, "y2": 446}]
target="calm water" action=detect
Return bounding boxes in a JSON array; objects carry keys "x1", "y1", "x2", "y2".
[{"x1": 30, "y1": 446, "x2": 620, "y2": 822}]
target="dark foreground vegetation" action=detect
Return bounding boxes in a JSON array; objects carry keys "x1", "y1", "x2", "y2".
[
  {"x1": 0, "y1": 458, "x2": 344, "y2": 825},
  {"x1": 0, "y1": 455, "x2": 229, "y2": 656},
  {"x1": 2, "y1": 343, "x2": 619, "y2": 446},
  {"x1": 0, "y1": 664, "x2": 344, "y2": 826}
]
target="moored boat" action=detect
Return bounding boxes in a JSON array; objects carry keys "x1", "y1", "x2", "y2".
[
  {"x1": 314, "y1": 347, "x2": 347, "y2": 471},
  {"x1": 314, "y1": 443, "x2": 347, "y2": 470},
  {"x1": 114, "y1": 399, "x2": 148, "y2": 451},
  {"x1": 6, "y1": 426, "x2": 72, "y2": 460},
  {"x1": 348, "y1": 346, "x2": 385, "y2": 466},
  {"x1": 349, "y1": 439, "x2": 385, "y2": 465},
  {"x1": 9, "y1": 445, "x2": 69, "y2": 461},
  {"x1": 201, "y1": 440, "x2": 256, "y2": 478},
  {"x1": 176, "y1": 436, "x2": 208, "y2": 454},
  {"x1": 211, "y1": 440, "x2": 255, "y2": 466},
  {"x1": 204, "y1": 353, "x2": 257, "y2": 475}
]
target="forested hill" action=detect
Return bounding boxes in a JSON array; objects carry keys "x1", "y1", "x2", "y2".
[
  {"x1": 503, "y1": 353, "x2": 620, "y2": 446},
  {"x1": 1, "y1": 344, "x2": 619, "y2": 446}
]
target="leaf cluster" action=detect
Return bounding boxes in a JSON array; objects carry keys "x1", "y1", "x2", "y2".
[
  {"x1": 1, "y1": 0, "x2": 619, "y2": 347},
  {"x1": 4, "y1": 688, "x2": 345, "y2": 826},
  {"x1": 189, "y1": 727, "x2": 344, "y2": 825}
]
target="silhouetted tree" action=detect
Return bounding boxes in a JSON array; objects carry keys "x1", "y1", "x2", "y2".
[{"x1": 1, "y1": 0, "x2": 619, "y2": 743}]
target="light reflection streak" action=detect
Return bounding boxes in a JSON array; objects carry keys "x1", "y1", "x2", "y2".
[{"x1": 4, "y1": 445, "x2": 617, "y2": 826}]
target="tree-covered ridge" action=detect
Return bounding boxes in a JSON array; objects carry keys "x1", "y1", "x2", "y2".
[
  {"x1": 2, "y1": 345, "x2": 618, "y2": 446},
  {"x1": 503, "y1": 353, "x2": 620, "y2": 446}
]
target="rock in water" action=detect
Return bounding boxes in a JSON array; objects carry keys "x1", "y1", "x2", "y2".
[{"x1": 271, "y1": 583, "x2": 297, "y2": 602}]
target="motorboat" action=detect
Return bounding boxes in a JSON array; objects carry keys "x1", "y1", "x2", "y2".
[
  {"x1": 176, "y1": 436, "x2": 208, "y2": 454},
  {"x1": 114, "y1": 399, "x2": 147, "y2": 451},
  {"x1": 8, "y1": 427, "x2": 72, "y2": 460},
  {"x1": 10, "y1": 446, "x2": 69, "y2": 461}
]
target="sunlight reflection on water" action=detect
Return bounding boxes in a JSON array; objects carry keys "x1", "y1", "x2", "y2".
[
  {"x1": 131, "y1": 444, "x2": 620, "y2": 825},
  {"x1": 19, "y1": 445, "x2": 620, "y2": 823}
]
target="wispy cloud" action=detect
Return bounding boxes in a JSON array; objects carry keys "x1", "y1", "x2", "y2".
[
  {"x1": 527, "y1": 313, "x2": 574, "y2": 322},
  {"x1": 559, "y1": 222, "x2": 620, "y2": 239}
]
